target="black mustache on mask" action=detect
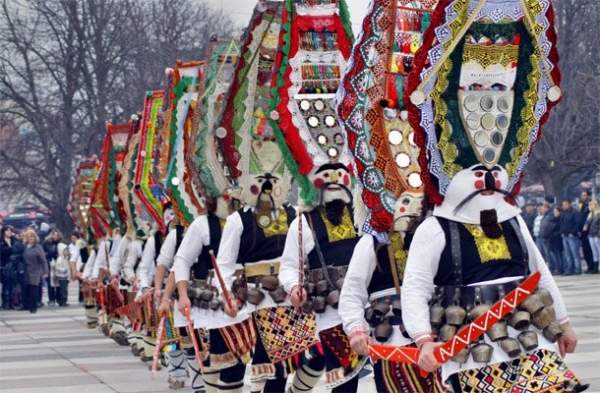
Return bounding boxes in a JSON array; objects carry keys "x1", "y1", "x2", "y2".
[
  {"x1": 453, "y1": 186, "x2": 514, "y2": 215},
  {"x1": 319, "y1": 182, "x2": 353, "y2": 207}
]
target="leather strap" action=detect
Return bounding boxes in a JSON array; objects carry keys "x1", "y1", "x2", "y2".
[
  {"x1": 508, "y1": 218, "x2": 530, "y2": 276},
  {"x1": 305, "y1": 212, "x2": 336, "y2": 289},
  {"x1": 448, "y1": 220, "x2": 463, "y2": 287},
  {"x1": 386, "y1": 235, "x2": 402, "y2": 296}
]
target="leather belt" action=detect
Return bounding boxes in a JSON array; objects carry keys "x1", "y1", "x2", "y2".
[
  {"x1": 436, "y1": 280, "x2": 520, "y2": 309},
  {"x1": 244, "y1": 261, "x2": 280, "y2": 278}
]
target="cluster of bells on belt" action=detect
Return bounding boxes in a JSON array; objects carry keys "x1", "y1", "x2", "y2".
[
  {"x1": 364, "y1": 296, "x2": 411, "y2": 343},
  {"x1": 429, "y1": 288, "x2": 563, "y2": 363}
]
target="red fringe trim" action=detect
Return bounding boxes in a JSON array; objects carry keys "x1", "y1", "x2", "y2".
[
  {"x1": 406, "y1": 1, "x2": 562, "y2": 206},
  {"x1": 217, "y1": 6, "x2": 268, "y2": 180},
  {"x1": 405, "y1": 0, "x2": 451, "y2": 207},
  {"x1": 338, "y1": 0, "x2": 399, "y2": 230},
  {"x1": 276, "y1": 12, "x2": 353, "y2": 176}
]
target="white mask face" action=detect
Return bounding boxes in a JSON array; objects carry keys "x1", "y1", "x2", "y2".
[
  {"x1": 434, "y1": 165, "x2": 520, "y2": 224},
  {"x1": 393, "y1": 191, "x2": 424, "y2": 232},
  {"x1": 309, "y1": 165, "x2": 352, "y2": 205},
  {"x1": 163, "y1": 208, "x2": 175, "y2": 229},
  {"x1": 240, "y1": 141, "x2": 290, "y2": 209},
  {"x1": 241, "y1": 173, "x2": 290, "y2": 210}
]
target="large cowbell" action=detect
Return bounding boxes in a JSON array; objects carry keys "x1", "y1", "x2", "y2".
[{"x1": 457, "y1": 40, "x2": 518, "y2": 169}]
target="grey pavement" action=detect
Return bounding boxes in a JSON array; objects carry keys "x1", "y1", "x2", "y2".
[{"x1": 0, "y1": 276, "x2": 599, "y2": 393}]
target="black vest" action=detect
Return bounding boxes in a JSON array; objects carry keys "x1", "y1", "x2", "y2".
[
  {"x1": 367, "y1": 233, "x2": 413, "y2": 295},
  {"x1": 192, "y1": 215, "x2": 223, "y2": 280},
  {"x1": 237, "y1": 206, "x2": 296, "y2": 265},
  {"x1": 434, "y1": 217, "x2": 528, "y2": 287},
  {"x1": 152, "y1": 231, "x2": 164, "y2": 266},
  {"x1": 306, "y1": 206, "x2": 359, "y2": 270}
]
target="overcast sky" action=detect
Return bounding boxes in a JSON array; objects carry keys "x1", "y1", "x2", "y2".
[{"x1": 205, "y1": 0, "x2": 370, "y2": 33}]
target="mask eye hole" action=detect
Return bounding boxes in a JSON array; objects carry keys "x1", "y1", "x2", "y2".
[
  {"x1": 402, "y1": 198, "x2": 410, "y2": 205},
  {"x1": 474, "y1": 171, "x2": 484, "y2": 178},
  {"x1": 323, "y1": 173, "x2": 329, "y2": 178},
  {"x1": 493, "y1": 171, "x2": 499, "y2": 178}
]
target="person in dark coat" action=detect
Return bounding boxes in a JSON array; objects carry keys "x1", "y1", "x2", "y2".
[
  {"x1": 42, "y1": 229, "x2": 62, "y2": 306},
  {"x1": 541, "y1": 206, "x2": 564, "y2": 274},
  {"x1": 579, "y1": 190, "x2": 594, "y2": 273},
  {"x1": 10, "y1": 234, "x2": 27, "y2": 309},
  {"x1": 1, "y1": 226, "x2": 15, "y2": 309},
  {"x1": 22, "y1": 229, "x2": 48, "y2": 313},
  {"x1": 522, "y1": 202, "x2": 537, "y2": 234},
  {"x1": 560, "y1": 200, "x2": 582, "y2": 275}
]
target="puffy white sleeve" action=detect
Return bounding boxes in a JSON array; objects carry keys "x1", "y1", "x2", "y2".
[
  {"x1": 123, "y1": 240, "x2": 142, "y2": 282},
  {"x1": 279, "y1": 214, "x2": 314, "y2": 293},
  {"x1": 516, "y1": 215, "x2": 569, "y2": 323},
  {"x1": 157, "y1": 230, "x2": 178, "y2": 270},
  {"x1": 82, "y1": 250, "x2": 96, "y2": 279},
  {"x1": 173, "y1": 216, "x2": 210, "y2": 283},
  {"x1": 216, "y1": 212, "x2": 243, "y2": 289},
  {"x1": 93, "y1": 240, "x2": 108, "y2": 278},
  {"x1": 401, "y1": 217, "x2": 446, "y2": 341},
  {"x1": 137, "y1": 237, "x2": 156, "y2": 289},
  {"x1": 109, "y1": 238, "x2": 127, "y2": 275},
  {"x1": 339, "y1": 235, "x2": 376, "y2": 335}
]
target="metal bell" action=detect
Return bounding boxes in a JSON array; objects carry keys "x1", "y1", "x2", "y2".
[
  {"x1": 536, "y1": 288, "x2": 554, "y2": 307},
  {"x1": 469, "y1": 304, "x2": 490, "y2": 319},
  {"x1": 471, "y1": 341, "x2": 494, "y2": 363},
  {"x1": 500, "y1": 337, "x2": 522, "y2": 358},
  {"x1": 445, "y1": 305, "x2": 467, "y2": 326},
  {"x1": 543, "y1": 321, "x2": 563, "y2": 343},
  {"x1": 439, "y1": 324, "x2": 457, "y2": 341},
  {"x1": 302, "y1": 299, "x2": 314, "y2": 314},
  {"x1": 509, "y1": 310, "x2": 531, "y2": 331},
  {"x1": 532, "y1": 306, "x2": 556, "y2": 330},
  {"x1": 451, "y1": 347, "x2": 470, "y2": 363},
  {"x1": 517, "y1": 330, "x2": 539, "y2": 351},
  {"x1": 430, "y1": 303, "x2": 445, "y2": 327},
  {"x1": 373, "y1": 300, "x2": 391, "y2": 317},
  {"x1": 487, "y1": 321, "x2": 509, "y2": 341},
  {"x1": 521, "y1": 293, "x2": 544, "y2": 315},
  {"x1": 392, "y1": 298, "x2": 402, "y2": 317}
]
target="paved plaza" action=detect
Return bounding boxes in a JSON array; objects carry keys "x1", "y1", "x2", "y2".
[{"x1": 1, "y1": 276, "x2": 599, "y2": 393}]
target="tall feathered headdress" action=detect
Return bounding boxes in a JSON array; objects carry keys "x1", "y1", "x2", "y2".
[
  {"x1": 405, "y1": 0, "x2": 561, "y2": 207},
  {"x1": 217, "y1": 1, "x2": 291, "y2": 207},
  {"x1": 165, "y1": 60, "x2": 207, "y2": 225},
  {"x1": 91, "y1": 121, "x2": 134, "y2": 233},
  {"x1": 271, "y1": 0, "x2": 355, "y2": 206},
  {"x1": 133, "y1": 90, "x2": 169, "y2": 233},
  {"x1": 337, "y1": 0, "x2": 438, "y2": 232},
  {"x1": 194, "y1": 38, "x2": 240, "y2": 199},
  {"x1": 69, "y1": 157, "x2": 99, "y2": 236},
  {"x1": 117, "y1": 116, "x2": 146, "y2": 237}
]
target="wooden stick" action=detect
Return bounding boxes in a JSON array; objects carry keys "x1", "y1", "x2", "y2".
[{"x1": 208, "y1": 250, "x2": 235, "y2": 311}]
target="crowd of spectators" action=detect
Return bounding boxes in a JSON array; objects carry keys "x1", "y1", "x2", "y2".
[
  {"x1": 523, "y1": 190, "x2": 600, "y2": 276},
  {"x1": 0, "y1": 225, "x2": 84, "y2": 313}
]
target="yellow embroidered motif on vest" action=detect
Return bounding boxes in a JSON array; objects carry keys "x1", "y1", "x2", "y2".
[
  {"x1": 389, "y1": 232, "x2": 408, "y2": 280},
  {"x1": 464, "y1": 224, "x2": 511, "y2": 263},
  {"x1": 321, "y1": 208, "x2": 356, "y2": 242},
  {"x1": 262, "y1": 208, "x2": 289, "y2": 238},
  {"x1": 219, "y1": 218, "x2": 226, "y2": 231}
]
